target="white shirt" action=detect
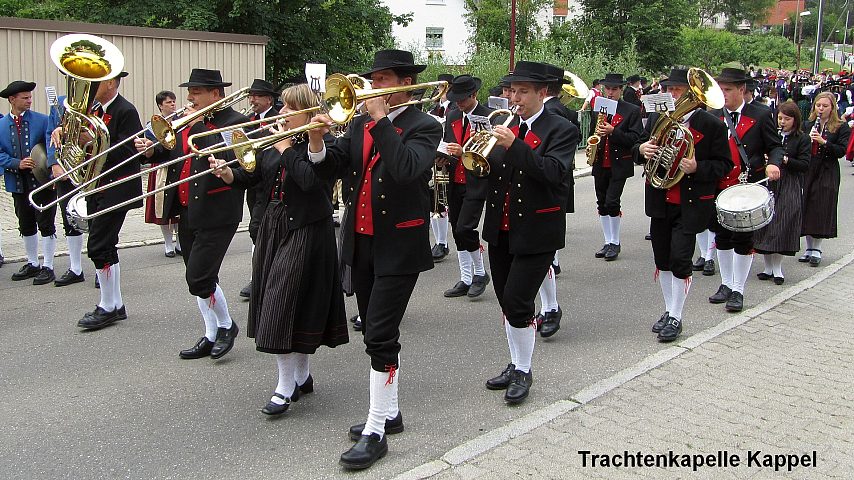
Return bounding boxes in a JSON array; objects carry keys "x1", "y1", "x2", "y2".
[
  {"x1": 518, "y1": 105, "x2": 546, "y2": 136},
  {"x1": 257, "y1": 106, "x2": 275, "y2": 119},
  {"x1": 308, "y1": 106, "x2": 409, "y2": 163},
  {"x1": 100, "y1": 92, "x2": 119, "y2": 112}
]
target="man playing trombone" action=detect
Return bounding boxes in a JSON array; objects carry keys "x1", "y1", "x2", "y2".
[{"x1": 137, "y1": 69, "x2": 249, "y2": 359}]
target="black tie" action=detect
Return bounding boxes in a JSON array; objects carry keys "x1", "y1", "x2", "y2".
[
  {"x1": 462, "y1": 115, "x2": 470, "y2": 139},
  {"x1": 729, "y1": 111, "x2": 739, "y2": 125},
  {"x1": 518, "y1": 121, "x2": 528, "y2": 140}
]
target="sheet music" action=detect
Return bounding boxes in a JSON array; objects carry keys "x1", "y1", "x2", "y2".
[
  {"x1": 488, "y1": 96, "x2": 509, "y2": 110},
  {"x1": 593, "y1": 97, "x2": 618, "y2": 116},
  {"x1": 220, "y1": 131, "x2": 233, "y2": 146},
  {"x1": 468, "y1": 114, "x2": 493, "y2": 133},
  {"x1": 641, "y1": 93, "x2": 676, "y2": 114}
]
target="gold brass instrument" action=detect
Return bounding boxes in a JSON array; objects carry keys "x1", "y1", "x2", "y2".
[
  {"x1": 460, "y1": 109, "x2": 515, "y2": 178},
  {"x1": 187, "y1": 73, "x2": 450, "y2": 168},
  {"x1": 586, "y1": 105, "x2": 608, "y2": 166},
  {"x1": 644, "y1": 67, "x2": 724, "y2": 190},
  {"x1": 432, "y1": 164, "x2": 450, "y2": 217},
  {"x1": 559, "y1": 71, "x2": 590, "y2": 111}
]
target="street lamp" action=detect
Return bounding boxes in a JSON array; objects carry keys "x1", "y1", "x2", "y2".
[{"x1": 797, "y1": 10, "x2": 811, "y2": 71}]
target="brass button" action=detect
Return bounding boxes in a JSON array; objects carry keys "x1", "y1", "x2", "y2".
[
  {"x1": 360, "y1": 227, "x2": 364, "y2": 232},
  {"x1": 498, "y1": 176, "x2": 502, "y2": 180},
  {"x1": 350, "y1": 187, "x2": 354, "y2": 191},
  {"x1": 289, "y1": 217, "x2": 294, "y2": 221},
  {"x1": 364, "y1": 179, "x2": 368, "y2": 184},
  {"x1": 362, "y1": 191, "x2": 366, "y2": 195},
  {"x1": 194, "y1": 196, "x2": 199, "y2": 200},
  {"x1": 381, "y1": 210, "x2": 387, "y2": 215},
  {"x1": 517, "y1": 183, "x2": 521, "y2": 187},
  {"x1": 518, "y1": 213, "x2": 522, "y2": 217},
  {"x1": 380, "y1": 194, "x2": 385, "y2": 199},
  {"x1": 490, "y1": 203, "x2": 495, "y2": 207}
]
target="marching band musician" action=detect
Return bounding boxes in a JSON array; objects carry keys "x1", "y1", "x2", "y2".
[
  {"x1": 440, "y1": 74, "x2": 492, "y2": 299},
  {"x1": 481, "y1": 61, "x2": 578, "y2": 404},
  {"x1": 707, "y1": 68, "x2": 783, "y2": 313},
  {"x1": 429, "y1": 73, "x2": 455, "y2": 261},
  {"x1": 428, "y1": 73, "x2": 454, "y2": 118},
  {"x1": 623, "y1": 74, "x2": 643, "y2": 108},
  {"x1": 591, "y1": 73, "x2": 644, "y2": 262},
  {"x1": 210, "y1": 83, "x2": 348, "y2": 416},
  {"x1": 0, "y1": 81, "x2": 57, "y2": 286},
  {"x1": 143, "y1": 90, "x2": 181, "y2": 258},
  {"x1": 637, "y1": 69, "x2": 732, "y2": 343},
  {"x1": 137, "y1": 69, "x2": 248, "y2": 358},
  {"x1": 306, "y1": 49, "x2": 443, "y2": 470},
  {"x1": 76, "y1": 71, "x2": 145, "y2": 329}
]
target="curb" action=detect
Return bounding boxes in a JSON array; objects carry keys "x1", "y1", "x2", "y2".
[{"x1": 393, "y1": 250, "x2": 854, "y2": 480}]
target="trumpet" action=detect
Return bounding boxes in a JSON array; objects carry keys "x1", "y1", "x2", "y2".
[
  {"x1": 29, "y1": 88, "x2": 250, "y2": 212},
  {"x1": 461, "y1": 109, "x2": 516, "y2": 177},
  {"x1": 187, "y1": 73, "x2": 449, "y2": 165}
]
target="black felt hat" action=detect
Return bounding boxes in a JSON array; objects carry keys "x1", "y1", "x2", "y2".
[
  {"x1": 446, "y1": 75, "x2": 482, "y2": 102},
  {"x1": 179, "y1": 69, "x2": 232, "y2": 88},
  {"x1": 361, "y1": 49, "x2": 426, "y2": 78},
  {"x1": 437, "y1": 73, "x2": 455, "y2": 83},
  {"x1": 599, "y1": 73, "x2": 627, "y2": 87},
  {"x1": 502, "y1": 61, "x2": 560, "y2": 84},
  {"x1": 626, "y1": 74, "x2": 641, "y2": 84},
  {"x1": 248, "y1": 78, "x2": 277, "y2": 97},
  {"x1": 715, "y1": 68, "x2": 750, "y2": 84},
  {"x1": 544, "y1": 64, "x2": 569, "y2": 84},
  {"x1": 660, "y1": 69, "x2": 690, "y2": 87},
  {"x1": 0, "y1": 81, "x2": 36, "y2": 98}
]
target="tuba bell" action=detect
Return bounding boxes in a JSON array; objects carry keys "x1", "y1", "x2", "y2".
[
  {"x1": 558, "y1": 71, "x2": 589, "y2": 111},
  {"x1": 644, "y1": 68, "x2": 724, "y2": 189},
  {"x1": 49, "y1": 34, "x2": 124, "y2": 191}
]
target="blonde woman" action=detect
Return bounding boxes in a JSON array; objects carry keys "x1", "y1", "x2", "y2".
[{"x1": 800, "y1": 91, "x2": 850, "y2": 266}]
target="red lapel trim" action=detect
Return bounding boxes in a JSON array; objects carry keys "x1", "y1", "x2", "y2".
[
  {"x1": 451, "y1": 118, "x2": 464, "y2": 144},
  {"x1": 611, "y1": 113, "x2": 624, "y2": 127},
  {"x1": 525, "y1": 131, "x2": 542, "y2": 149},
  {"x1": 688, "y1": 127, "x2": 704, "y2": 144}
]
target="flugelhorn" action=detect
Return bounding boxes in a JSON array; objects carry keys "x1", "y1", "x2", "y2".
[{"x1": 460, "y1": 109, "x2": 516, "y2": 178}]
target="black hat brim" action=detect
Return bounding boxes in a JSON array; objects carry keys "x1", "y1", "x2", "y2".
[
  {"x1": 503, "y1": 73, "x2": 554, "y2": 84},
  {"x1": 660, "y1": 80, "x2": 689, "y2": 87},
  {"x1": 599, "y1": 80, "x2": 626, "y2": 87},
  {"x1": 248, "y1": 88, "x2": 277, "y2": 96},
  {"x1": 714, "y1": 74, "x2": 750, "y2": 84},
  {"x1": 0, "y1": 81, "x2": 36, "y2": 98},
  {"x1": 179, "y1": 81, "x2": 233, "y2": 88}
]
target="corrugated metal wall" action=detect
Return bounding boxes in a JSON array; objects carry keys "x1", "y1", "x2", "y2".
[{"x1": 0, "y1": 18, "x2": 266, "y2": 120}]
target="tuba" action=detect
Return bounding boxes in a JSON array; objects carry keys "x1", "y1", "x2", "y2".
[
  {"x1": 558, "y1": 71, "x2": 589, "y2": 111},
  {"x1": 49, "y1": 34, "x2": 124, "y2": 190},
  {"x1": 644, "y1": 68, "x2": 724, "y2": 189},
  {"x1": 461, "y1": 109, "x2": 515, "y2": 177}
]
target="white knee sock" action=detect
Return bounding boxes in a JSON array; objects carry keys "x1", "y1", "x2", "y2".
[
  {"x1": 762, "y1": 254, "x2": 773, "y2": 275},
  {"x1": 610, "y1": 215, "x2": 622, "y2": 246},
  {"x1": 707, "y1": 231, "x2": 716, "y2": 260},
  {"x1": 387, "y1": 366, "x2": 400, "y2": 419},
  {"x1": 41, "y1": 235, "x2": 56, "y2": 269},
  {"x1": 539, "y1": 267, "x2": 558, "y2": 312},
  {"x1": 210, "y1": 284, "x2": 233, "y2": 328},
  {"x1": 812, "y1": 238, "x2": 823, "y2": 258},
  {"x1": 174, "y1": 225, "x2": 181, "y2": 251},
  {"x1": 274, "y1": 353, "x2": 297, "y2": 403},
  {"x1": 670, "y1": 275, "x2": 691, "y2": 320},
  {"x1": 696, "y1": 231, "x2": 708, "y2": 259},
  {"x1": 504, "y1": 318, "x2": 518, "y2": 366},
  {"x1": 196, "y1": 296, "x2": 218, "y2": 341},
  {"x1": 470, "y1": 248, "x2": 486, "y2": 276},
  {"x1": 161, "y1": 225, "x2": 174, "y2": 252},
  {"x1": 732, "y1": 253, "x2": 753, "y2": 294},
  {"x1": 508, "y1": 324, "x2": 535, "y2": 373},
  {"x1": 717, "y1": 249, "x2": 734, "y2": 289},
  {"x1": 599, "y1": 215, "x2": 611, "y2": 244},
  {"x1": 67, "y1": 235, "x2": 83, "y2": 275},
  {"x1": 658, "y1": 270, "x2": 674, "y2": 313},
  {"x1": 430, "y1": 217, "x2": 439, "y2": 243},
  {"x1": 112, "y1": 263, "x2": 123, "y2": 309},
  {"x1": 293, "y1": 353, "x2": 310, "y2": 385},
  {"x1": 435, "y1": 215, "x2": 448, "y2": 245},
  {"x1": 552, "y1": 251, "x2": 560, "y2": 267},
  {"x1": 805, "y1": 235, "x2": 814, "y2": 252},
  {"x1": 23, "y1": 234, "x2": 39, "y2": 266},
  {"x1": 96, "y1": 265, "x2": 115, "y2": 311},
  {"x1": 770, "y1": 254, "x2": 784, "y2": 277},
  {"x1": 457, "y1": 250, "x2": 473, "y2": 285},
  {"x1": 362, "y1": 369, "x2": 394, "y2": 438}
]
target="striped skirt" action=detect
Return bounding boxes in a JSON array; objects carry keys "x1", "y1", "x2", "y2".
[
  {"x1": 248, "y1": 201, "x2": 349, "y2": 354},
  {"x1": 754, "y1": 171, "x2": 803, "y2": 256}
]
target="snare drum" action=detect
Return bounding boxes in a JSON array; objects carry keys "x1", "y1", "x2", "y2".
[
  {"x1": 715, "y1": 183, "x2": 775, "y2": 232},
  {"x1": 67, "y1": 193, "x2": 90, "y2": 233}
]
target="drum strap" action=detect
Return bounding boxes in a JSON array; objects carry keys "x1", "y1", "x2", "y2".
[{"x1": 723, "y1": 110, "x2": 749, "y2": 173}]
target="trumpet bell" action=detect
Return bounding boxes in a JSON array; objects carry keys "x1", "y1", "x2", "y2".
[
  {"x1": 688, "y1": 68, "x2": 725, "y2": 110},
  {"x1": 461, "y1": 151, "x2": 490, "y2": 178}
]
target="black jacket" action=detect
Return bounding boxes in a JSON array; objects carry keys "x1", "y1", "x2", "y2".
[
  {"x1": 443, "y1": 102, "x2": 493, "y2": 201},
  {"x1": 482, "y1": 109, "x2": 579, "y2": 254},
  {"x1": 776, "y1": 132, "x2": 810, "y2": 174},
  {"x1": 709, "y1": 102, "x2": 783, "y2": 183},
  {"x1": 544, "y1": 97, "x2": 582, "y2": 213},
  {"x1": 623, "y1": 86, "x2": 642, "y2": 107},
  {"x1": 804, "y1": 120, "x2": 851, "y2": 164},
  {"x1": 641, "y1": 109, "x2": 733, "y2": 234},
  {"x1": 592, "y1": 99, "x2": 643, "y2": 180},
  {"x1": 325, "y1": 106, "x2": 443, "y2": 276},
  {"x1": 88, "y1": 95, "x2": 144, "y2": 213}
]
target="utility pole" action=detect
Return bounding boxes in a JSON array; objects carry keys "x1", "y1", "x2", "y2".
[{"x1": 814, "y1": 0, "x2": 825, "y2": 74}]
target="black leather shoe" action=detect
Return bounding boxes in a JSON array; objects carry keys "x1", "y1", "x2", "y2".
[
  {"x1": 165, "y1": 250, "x2": 176, "y2": 258},
  {"x1": 809, "y1": 255, "x2": 822, "y2": 267},
  {"x1": 725, "y1": 291, "x2": 744, "y2": 312},
  {"x1": 95, "y1": 276, "x2": 100, "y2": 289},
  {"x1": 692, "y1": 256, "x2": 706, "y2": 271},
  {"x1": 444, "y1": 281, "x2": 470, "y2": 297},
  {"x1": 604, "y1": 243, "x2": 620, "y2": 261},
  {"x1": 54, "y1": 269, "x2": 84, "y2": 287},
  {"x1": 551, "y1": 263, "x2": 561, "y2": 276},
  {"x1": 298, "y1": 374, "x2": 314, "y2": 394},
  {"x1": 210, "y1": 322, "x2": 239, "y2": 359},
  {"x1": 709, "y1": 284, "x2": 732, "y2": 304},
  {"x1": 431, "y1": 243, "x2": 449, "y2": 261},
  {"x1": 539, "y1": 307, "x2": 562, "y2": 338},
  {"x1": 467, "y1": 273, "x2": 490, "y2": 298},
  {"x1": 651, "y1": 312, "x2": 669, "y2": 333},
  {"x1": 353, "y1": 316, "x2": 363, "y2": 331},
  {"x1": 657, "y1": 317, "x2": 682, "y2": 342},
  {"x1": 261, "y1": 392, "x2": 291, "y2": 415},
  {"x1": 349, "y1": 314, "x2": 359, "y2": 324},
  {"x1": 339, "y1": 433, "x2": 388, "y2": 470},
  {"x1": 504, "y1": 369, "x2": 533, "y2": 404},
  {"x1": 595, "y1": 244, "x2": 609, "y2": 258},
  {"x1": 179, "y1": 337, "x2": 214, "y2": 359},
  {"x1": 32, "y1": 267, "x2": 55, "y2": 285},
  {"x1": 798, "y1": 250, "x2": 814, "y2": 262},
  {"x1": 645, "y1": 233, "x2": 652, "y2": 241},
  {"x1": 756, "y1": 272, "x2": 773, "y2": 281},
  {"x1": 115, "y1": 305, "x2": 127, "y2": 320},
  {"x1": 486, "y1": 363, "x2": 516, "y2": 390},
  {"x1": 773, "y1": 276, "x2": 785, "y2": 285},
  {"x1": 11, "y1": 263, "x2": 41, "y2": 281},
  {"x1": 77, "y1": 306, "x2": 120, "y2": 330},
  {"x1": 348, "y1": 412, "x2": 404, "y2": 441},
  {"x1": 703, "y1": 259, "x2": 716, "y2": 276},
  {"x1": 239, "y1": 282, "x2": 251, "y2": 299}
]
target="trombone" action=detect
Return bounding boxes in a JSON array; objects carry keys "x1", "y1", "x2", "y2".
[{"x1": 29, "y1": 88, "x2": 250, "y2": 212}]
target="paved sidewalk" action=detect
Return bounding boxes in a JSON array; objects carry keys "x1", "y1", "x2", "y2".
[{"x1": 399, "y1": 254, "x2": 854, "y2": 479}]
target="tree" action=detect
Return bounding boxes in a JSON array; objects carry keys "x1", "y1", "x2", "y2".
[
  {"x1": 679, "y1": 27, "x2": 739, "y2": 71},
  {"x1": 761, "y1": 35, "x2": 798, "y2": 69},
  {"x1": 463, "y1": 0, "x2": 551, "y2": 51},
  {"x1": 697, "y1": 0, "x2": 776, "y2": 30}
]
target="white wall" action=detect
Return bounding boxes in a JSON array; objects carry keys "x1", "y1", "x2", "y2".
[{"x1": 383, "y1": 0, "x2": 472, "y2": 63}]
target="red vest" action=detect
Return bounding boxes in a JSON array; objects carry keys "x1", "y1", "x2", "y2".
[{"x1": 354, "y1": 120, "x2": 403, "y2": 235}]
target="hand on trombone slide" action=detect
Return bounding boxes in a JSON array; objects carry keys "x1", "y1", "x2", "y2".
[
  {"x1": 208, "y1": 155, "x2": 233, "y2": 184},
  {"x1": 134, "y1": 137, "x2": 155, "y2": 158}
]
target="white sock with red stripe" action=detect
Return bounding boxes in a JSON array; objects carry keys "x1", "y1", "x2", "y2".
[
  {"x1": 96, "y1": 265, "x2": 116, "y2": 311},
  {"x1": 457, "y1": 251, "x2": 472, "y2": 285},
  {"x1": 470, "y1": 248, "x2": 486, "y2": 276},
  {"x1": 387, "y1": 365, "x2": 400, "y2": 419},
  {"x1": 508, "y1": 324, "x2": 535, "y2": 373},
  {"x1": 210, "y1": 284, "x2": 233, "y2": 328},
  {"x1": 732, "y1": 253, "x2": 753, "y2": 294},
  {"x1": 670, "y1": 275, "x2": 691, "y2": 320},
  {"x1": 196, "y1": 296, "x2": 218, "y2": 342},
  {"x1": 717, "y1": 248, "x2": 734, "y2": 289},
  {"x1": 504, "y1": 319, "x2": 518, "y2": 366},
  {"x1": 658, "y1": 270, "x2": 674, "y2": 314}
]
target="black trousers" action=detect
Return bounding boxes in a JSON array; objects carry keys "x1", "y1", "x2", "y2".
[
  {"x1": 352, "y1": 233, "x2": 419, "y2": 372},
  {"x1": 594, "y1": 168, "x2": 626, "y2": 217},
  {"x1": 488, "y1": 231, "x2": 554, "y2": 328},
  {"x1": 12, "y1": 188, "x2": 57, "y2": 237},
  {"x1": 178, "y1": 209, "x2": 238, "y2": 298},
  {"x1": 649, "y1": 204, "x2": 695, "y2": 279},
  {"x1": 710, "y1": 217, "x2": 754, "y2": 255},
  {"x1": 56, "y1": 180, "x2": 83, "y2": 237},
  {"x1": 87, "y1": 207, "x2": 127, "y2": 269},
  {"x1": 448, "y1": 181, "x2": 481, "y2": 252}
]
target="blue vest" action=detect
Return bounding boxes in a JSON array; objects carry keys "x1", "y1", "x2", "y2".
[{"x1": 0, "y1": 110, "x2": 51, "y2": 193}]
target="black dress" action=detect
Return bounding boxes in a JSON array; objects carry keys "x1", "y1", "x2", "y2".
[
  {"x1": 801, "y1": 121, "x2": 850, "y2": 239},
  {"x1": 233, "y1": 137, "x2": 348, "y2": 354},
  {"x1": 754, "y1": 132, "x2": 810, "y2": 255}
]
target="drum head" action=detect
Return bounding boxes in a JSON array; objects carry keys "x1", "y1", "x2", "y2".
[
  {"x1": 67, "y1": 195, "x2": 90, "y2": 233},
  {"x1": 716, "y1": 184, "x2": 769, "y2": 211}
]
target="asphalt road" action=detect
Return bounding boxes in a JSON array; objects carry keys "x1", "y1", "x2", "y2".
[{"x1": 2, "y1": 162, "x2": 853, "y2": 479}]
